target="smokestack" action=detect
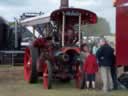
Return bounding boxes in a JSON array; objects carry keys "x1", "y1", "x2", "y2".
[{"x1": 60, "y1": 0, "x2": 69, "y2": 9}]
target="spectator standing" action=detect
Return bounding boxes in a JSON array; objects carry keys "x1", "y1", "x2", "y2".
[
  {"x1": 83, "y1": 48, "x2": 98, "y2": 89},
  {"x1": 92, "y1": 43, "x2": 99, "y2": 55},
  {"x1": 80, "y1": 44, "x2": 89, "y2": 89},
  {"x1": 80, "y1": 44, "x2": 88, "y2": 64},
  {"x1": 96, "y1": 39, "x2": 115, "y2": 92}
]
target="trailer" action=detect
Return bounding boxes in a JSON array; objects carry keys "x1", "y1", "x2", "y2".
[
  {"x1": 114, "y1": 0, "x2": 128, "y2": 69},
  {"x1": 21, "y1": 0, "x2": 97, "y2": 89},
  {"x1": 0, "y1": 17, "x2": 14, "y2": 50}
]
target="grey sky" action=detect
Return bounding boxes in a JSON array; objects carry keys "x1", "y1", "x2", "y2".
[
  {"x1": 0, "y1": 0, "x2": 29, "y2": 6},
  {"x1": 0, "y1": 0, "x2": 115, "y2": 33}
]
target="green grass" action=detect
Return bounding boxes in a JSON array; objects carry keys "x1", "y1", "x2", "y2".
[{"x1": 0, "y1": 65, "x2": 128, "y2": 96}]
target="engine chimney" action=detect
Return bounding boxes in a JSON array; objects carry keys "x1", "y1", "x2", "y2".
[{"x1": 60, "y1": 0, "x2": 69, "y2": 9}]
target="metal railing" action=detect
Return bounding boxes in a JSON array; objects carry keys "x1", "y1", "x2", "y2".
[{"x1": 0, "y1": 50, "x2": 25, "y2": 66}]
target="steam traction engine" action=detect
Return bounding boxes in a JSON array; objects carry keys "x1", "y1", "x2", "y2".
[{"x1": 23, "y1": 0, "x2": 97, "y2": 89}]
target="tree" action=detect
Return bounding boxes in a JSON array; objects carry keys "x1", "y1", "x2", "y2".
[{"x1": 82, "y1": 17, "x2": 112, "y2": 36}]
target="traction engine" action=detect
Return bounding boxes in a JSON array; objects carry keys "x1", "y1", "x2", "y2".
[{"x1": 23, "y1": 0, "x2": 97, "y2": 89}]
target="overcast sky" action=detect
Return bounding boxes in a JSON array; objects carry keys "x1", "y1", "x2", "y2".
[{"x1": 0, "y1": 0, "x2": 115, "y2": 33}]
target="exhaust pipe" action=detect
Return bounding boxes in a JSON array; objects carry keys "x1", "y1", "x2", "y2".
[{"x1": 60, "y1": 0, "x2": 69, "y2": 9}]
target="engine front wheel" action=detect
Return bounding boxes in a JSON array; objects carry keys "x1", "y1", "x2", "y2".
[
  {"x1": 43, "y1": 60, "x2": 52, "y2": 89},
  {"x1": 24, "y1": 46, "x2": 39, "y2": 83}
]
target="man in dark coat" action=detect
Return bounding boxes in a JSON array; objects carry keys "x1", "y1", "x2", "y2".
[{"x1": 96, "y1": 38, "x2": 115, "y2": 92}]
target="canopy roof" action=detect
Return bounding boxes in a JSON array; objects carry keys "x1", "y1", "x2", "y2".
[
  {"x1": 21, "y1": 8, "x2": 97, "y2": 26},
  {"x1": 51, "y1": 8, "x2": 97, "y2": 24},
  {"x1": 21, "y1": 13, "x2": 50, "y2": 26}
]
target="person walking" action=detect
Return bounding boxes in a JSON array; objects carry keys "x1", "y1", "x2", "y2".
[
  {"x1": 83, "y1": 48, "x2": 98, "y2": 89},
  {"x1": 96, "y1": 38, "x2": 115, "y2": 92}
]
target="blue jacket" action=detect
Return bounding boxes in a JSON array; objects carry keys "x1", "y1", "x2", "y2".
[{"x1": 96, "y1": 44, "x2": 115, "y2": 67}]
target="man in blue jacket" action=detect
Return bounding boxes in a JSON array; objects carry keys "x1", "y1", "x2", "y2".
[{"x1": 96, "y1": 38, "x2": 115, "y2": 92}]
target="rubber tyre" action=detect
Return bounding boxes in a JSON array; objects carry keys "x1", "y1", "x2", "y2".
[
  {"x1": 43, "y1": 60, "x2": 52, "y2": 89},
  {"x1": 75, "y1": 64, "x2": 85, "y2": 89},
  {"x1": 24, "y1": 46, "x2": 39, "y2": 83}
]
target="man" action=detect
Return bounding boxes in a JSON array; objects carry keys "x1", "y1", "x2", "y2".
[
  {"x1": 96, "y1": 38, "x2": 114, "y2": 92},
  {"x1": 65, "y1": 28, "x2": 78, "y2": 45}
]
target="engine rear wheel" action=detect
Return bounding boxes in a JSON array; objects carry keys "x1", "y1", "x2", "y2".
[
  {"x1": 43, "y1": 60, "x2": 52, "y2": 89},
  {"x1": 24, "y1": 46, "x2": 39, "y2": 83},
  {"x1": 75, "y1": 64, "x2": 85, "y2": 89}
]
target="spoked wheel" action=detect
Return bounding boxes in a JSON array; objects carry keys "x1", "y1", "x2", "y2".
[
  {"x1": 43, "y1": 60, "x2": 52, "y2": 89},
  {"x1": 75, "y1": 64, "x2": 85, "y2": 89},
  {"x1": 24, "y1": 46, "x2": 39, "y2": 83}
]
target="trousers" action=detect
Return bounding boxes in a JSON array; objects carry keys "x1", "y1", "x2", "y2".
[{"x1": 100, "y1": 66, "x2": 113, "y2": 91}]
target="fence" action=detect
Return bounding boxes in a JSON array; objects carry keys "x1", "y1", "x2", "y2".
[{"x1": 0, "y1": 50, "x2": 24, "y2": 66}]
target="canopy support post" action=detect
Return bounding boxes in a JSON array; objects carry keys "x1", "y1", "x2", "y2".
[
  {"x1": 62, "y1": 12, "x2": 65, "y2": 47},
  {"x1": 78, "y1": 13, "x2": 81, "y2": 47}
]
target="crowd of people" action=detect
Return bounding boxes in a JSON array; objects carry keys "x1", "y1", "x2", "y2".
[{"x1": 81, "y1": 38, "x2": 118, "y2": 92}]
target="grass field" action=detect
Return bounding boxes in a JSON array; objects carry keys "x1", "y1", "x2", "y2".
[{"x1": 0, "y1": 65, "x2": 128, "y2": 96}]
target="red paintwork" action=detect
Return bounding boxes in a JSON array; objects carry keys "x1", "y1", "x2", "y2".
[
  {"x1": 43, "y1": 63, "x2": 48, "y2": 89},
  {"x1": 24, "y1": 48, "x2": 31, "y2": 81},
  {"x1": 116, "y1": 5, "x2": 128, "y2": 66},
  {"x1": 114, "y1": 0, "x2": 128, "y2": 6},
  {"x1": 61, "y1": 47, "x2": 80, "y2": 54},
  {"x1": 33, "y1": 38, "x2": 48, "y2": 48}
]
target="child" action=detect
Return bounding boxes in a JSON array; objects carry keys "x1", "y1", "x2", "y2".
[
  {"x1": 81, "y1": 44, "x2": 88, "y2": 63},
  {"x1": 83, "y1": 49, "x2": 98, "y2": 89}
]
